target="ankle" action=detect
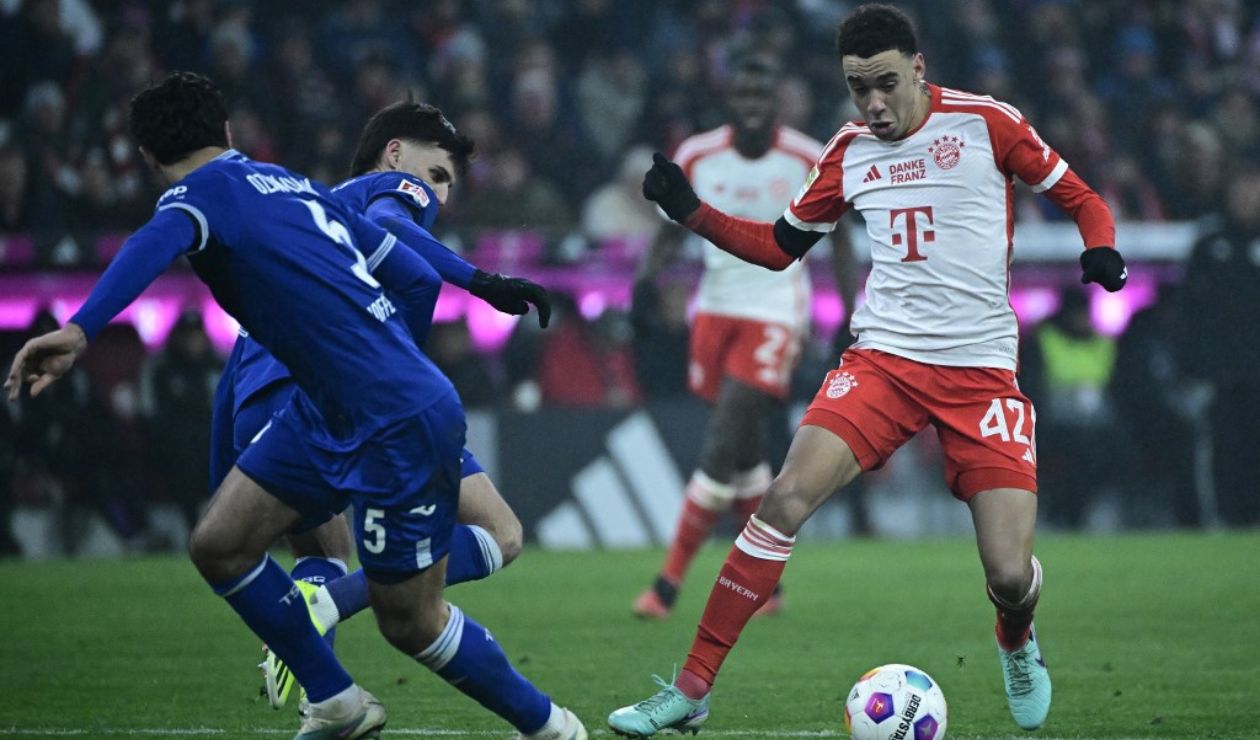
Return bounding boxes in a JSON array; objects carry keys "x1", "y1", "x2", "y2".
[{"x1": 675, "y1": 669, "x2": 710, "y2": 700}]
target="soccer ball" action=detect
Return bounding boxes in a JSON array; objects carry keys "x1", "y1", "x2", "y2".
[{"x1": 843, "y1": 664, "x2": 948, "y2": 740}]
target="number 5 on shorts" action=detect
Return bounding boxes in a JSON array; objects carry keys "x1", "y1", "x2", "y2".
[{"x1": 363, "y1": 507, "x2": 387, "y2": 554}]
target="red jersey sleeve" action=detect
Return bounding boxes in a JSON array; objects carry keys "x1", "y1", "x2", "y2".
[
  {"x1": 783, "y1": 125, "x2": 861, "y2": 232},
  {"x1": 988, "y1": 106, "x2": 1115, "y2": 248}
]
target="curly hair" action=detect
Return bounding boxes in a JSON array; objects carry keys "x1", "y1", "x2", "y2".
[
  {"x1": 128, "y1": 72, "x2": 229, "y2": 165},
  {"x1": 835, "y1": 4, "x2": 918, "y2": 59}
]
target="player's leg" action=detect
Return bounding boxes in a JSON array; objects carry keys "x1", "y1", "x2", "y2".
[
  {"x1": 360, "y1": 396, "x2": 585, "y2": 739},
  {"x1": 189, "y1": 466, "x2": 369, "y2": 720},
  {"x1": 610, "y1": 424, "x2": 862, "y2": 736},
  {"x1": 446, "y1": 451, "x2": 523, "y2": 584},
  {"x1": 934, "y1": 365, "x2": 1048, "y2": 730},
  {"x1": 292, "y1": 456, "x2": 523, "y2": 642},
  {"x1": 610, "y1": 350, "x2": 924, "y2": 736}
]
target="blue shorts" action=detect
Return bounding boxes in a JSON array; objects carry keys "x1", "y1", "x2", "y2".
[
  {"x1": 236, "y1": 388, "x2": 467, "y2": 582},
  {"x1": 212, "y1": 375, "x2": 483, "y2": 491}
]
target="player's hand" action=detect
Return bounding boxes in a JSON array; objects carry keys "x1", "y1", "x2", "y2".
[
  {"x1": 1079, "y1": 247, "x2": 1127, "y2": 292},
  {"x1": 643, "y1": 152, "x2": 700, "y2": 222},
  {"x1": 5, "y1": 323, "x2": 87, "y2": 402},
  {"x1": 470, "y1": 270, "x2": 552, "y2": 328}
]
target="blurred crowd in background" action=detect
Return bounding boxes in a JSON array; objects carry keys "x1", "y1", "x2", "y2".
[{"x1": 3, "y1": 0, "x2": 1260, "y2": 556}]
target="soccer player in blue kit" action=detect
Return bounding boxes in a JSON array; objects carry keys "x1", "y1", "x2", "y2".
[
  {"x1": 214, "y1": 102, "x2": 547, "y2": 709},
  {"x1": 4, "y1": 73, "x2": 586, "y2": 740}
]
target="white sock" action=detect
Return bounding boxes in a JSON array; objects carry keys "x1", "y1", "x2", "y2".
[{"x1": 310, "y1": 585, "x2": 343, "y2": 629}]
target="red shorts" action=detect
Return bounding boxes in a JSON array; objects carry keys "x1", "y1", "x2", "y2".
[
  {"x1": 801, "y1": 348, "x2": 1038, "y2": 500},
  {"x1": 688, "y1": 313, "x2": 800, "y2": 403}
]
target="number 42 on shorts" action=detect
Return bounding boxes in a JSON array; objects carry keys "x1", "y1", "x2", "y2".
[{"x1": 979, "y1": 398, "x2": 1037, "y2": 463}]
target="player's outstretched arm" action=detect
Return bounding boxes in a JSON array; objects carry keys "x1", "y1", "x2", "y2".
[
  {"x1": 642, "y1": 152, "x2": 824, "y2": 271},
  {"x1": 366, "y1": 197, "x2": 550, "y2": 327},
  {"x1": 1041, "y1": 169, "x2": 1126, "y2": 292},
  {"x1": 6, "y1": 209, "x2": 197, "y2": 401}
]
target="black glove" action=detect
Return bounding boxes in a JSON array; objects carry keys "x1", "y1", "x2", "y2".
[
  {"x1": 1079, "y1": 247, "x2": 1127, "y2": 292},
  {"x1": 643, "y1": 152, "x2": 701, "y2": 222},
  {"x1": 469, "y1": 270, "x2": 552, "y2": 328}
]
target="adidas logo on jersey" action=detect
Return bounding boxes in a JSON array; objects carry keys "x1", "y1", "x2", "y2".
[{"x1": 862, "y1": 165, "x2": 882, "y2": 183}]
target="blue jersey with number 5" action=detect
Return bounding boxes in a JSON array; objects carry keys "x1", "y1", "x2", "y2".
[{"x1": 163, "y1": 150, "x2": 451, "y2": 440}]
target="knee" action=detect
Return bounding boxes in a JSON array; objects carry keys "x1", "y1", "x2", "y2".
[
  {"x1": 495, "y1": 517, "x2": 524, "y2": 568},
  {"x1": 753, "y1": 476, "x2": 813, "y2": 536},
  {"x1": 985, "y1": 560, "x2": 1034, "y2": 603},
  {"x1": 188, "y1": 521, "x2": 254, "y2": 584}
]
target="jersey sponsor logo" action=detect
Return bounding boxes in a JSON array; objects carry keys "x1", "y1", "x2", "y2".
[
  {"x1": 158, "y1": 185, "x2": 188, "y2": 202},
  {"x1": 245, "y1": 173, "x2": 317, "y2": 196},
  {"x1": 928, "y1": 135, "x2": 965, "y2": 170},
  {"x1": 862, "y1": 165, "x2": 882, "y2": 183},
  {"x1": 889, "y1": 158, "x2": 928, "y2": 184},
  {"x1": 825, "y1": 370, "x2": 859, "y2": 399},
  {"x1": 398, "y1": 179, "x2": 431, "y2": 207}
]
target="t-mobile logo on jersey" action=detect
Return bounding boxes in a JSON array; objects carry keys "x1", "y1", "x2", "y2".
[{"x1": 889, "y1": 206, "x2": 935, "y2": 263}]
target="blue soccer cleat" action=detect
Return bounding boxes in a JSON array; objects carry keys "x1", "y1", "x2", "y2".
[
  {"x1": 998, "y1": 627, "x2": 1052, "y2": 730},
  {"x1": 608, "y1": 675, "x2": 709, "y2": 737}
]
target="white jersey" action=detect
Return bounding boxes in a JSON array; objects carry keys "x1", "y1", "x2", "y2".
[
  {"x1": 675, "y1": 125, "x2": 822, "y2": 329},
  {"x1": 786, "y1": 85, "x2": 1073, "y2": 371}
]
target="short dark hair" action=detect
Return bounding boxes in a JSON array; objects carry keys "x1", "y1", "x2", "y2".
[
  {"x1": 348, "y1": 101, "x2": 475, "y2": 178},
  {"x1": 836, "y1": 4, "x2": 918, "y2": 59},
  {"x1": 730, "y1": 52, "x2": 781, "y2": 84},
  {"x1": 128, "y1": 72, "x2": 229, "y2": 165}
]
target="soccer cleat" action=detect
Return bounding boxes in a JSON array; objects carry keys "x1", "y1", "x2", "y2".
[
  {"x1": 608, "y1": 675, "x2": 709, "y2": 737},
  {"x1": 292, "y1": 687, "x2": 385, "y2": 740},
  {"x1": 261, "y1": 581, "x2": 328, "y2": 710},
  {"x1": 511, "y1": 706, "x2": 588, "y2": 740},
  {"x1": 632, "y1": 576, "x2": 678, "y2": 620},
  {"x1": 998, "y1": 627, "x2": 1052, "y2": 730}
]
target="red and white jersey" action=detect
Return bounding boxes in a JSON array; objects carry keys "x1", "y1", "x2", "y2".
[
  {"x1": 676, "y1": 125, "x2": 822, "y2": 329},
  {"x1": 786, "y1": 84, "x2": 1072, "y2": 371}
]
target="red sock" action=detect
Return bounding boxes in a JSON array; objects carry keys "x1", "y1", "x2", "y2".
[
  {"x1": 990, "y1": 555, "x2": 1042, "y2": 651},
  {"x1": 660, "y1": 475, "x2": 728, "y2": 584},
  {"x1": 678, "y1": 516, "x2": 794, "y2": 697}
]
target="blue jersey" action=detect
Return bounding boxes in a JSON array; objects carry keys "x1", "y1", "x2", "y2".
[
  {"x1": 73, "y1": 149, "x2": 452, "y2": 444},
  {"x1": 228, "y1": 171, "x2": 476, "y2": 412}
]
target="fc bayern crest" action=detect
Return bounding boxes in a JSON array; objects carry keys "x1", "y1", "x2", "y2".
[
  {"x1": 929, "y1": 135, "x2": 964, "y2": 169},
  {"x1": 825, "y1": 371, "x2": 858, "y2": 399}
]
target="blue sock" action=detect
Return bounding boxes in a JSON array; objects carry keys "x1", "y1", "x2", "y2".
[
  {"x1": 291, "y1": 557, "x2": 347, "y2": 650},
  {"x1": 211, "y1": 555, "x2": 353, "y2": 703},
  {"x1": 326, "y1": 568, "x2": 371, "y2": 622},
  {"x1": 445, "y1": 525, "x2": 504, "y2": 586},
  {"x1": 415, "y1": 605, "x2": 551, "y2": 734}
]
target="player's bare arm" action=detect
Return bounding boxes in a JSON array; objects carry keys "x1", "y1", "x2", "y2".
[{"x1": 4, "y1": 322, "x2": 88, "y2": 401}]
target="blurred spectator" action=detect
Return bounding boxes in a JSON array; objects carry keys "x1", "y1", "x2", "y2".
[
  {"x1": 0, "y1": 398, "x2": 17, "y2": 555},
  {"x1": 1021, "y1": 289, "x2": 1119, "y2": 529},
  {"x1": 0, "y1": 0, "x2": 77, "y2": 116},
  {"x1": 428, "y1": 318, "x2": 500, "y2": 409},
  {"x1": 1180, "y1": 167, "x2": 1260, "y2": 527},
  {"x1": 141, "y1": 310, "x2": 221, "y2": 530},
  {"x1": 580, "y1": 146, "x2": 661, "y2": 244},
  {"x1": 461, "y1": 148, "x2": 573, "y2": 233},
  {"x1": 630, "y1": 236, "x2": 691, "y2": 400},
  {"x1": 1110, "y1": 285, "x2": 1203, "y2": 527},
  {"x1": 0, "y1": 144, "x2": 54, "y2": 232},
  {"x1": 317, "y1": 0, "x2": 416, "y2": 85},
  {"x1": 576, "y1": 49, "x2": 647, "y2": 161}
]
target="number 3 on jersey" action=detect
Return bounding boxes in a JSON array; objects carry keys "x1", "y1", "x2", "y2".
[
  {"x1": 979, "y1": 397, "x2": 1037, "y2": 462},
  {"x1": 300, "y1": 199, "x2": 381, "y2": 289}
]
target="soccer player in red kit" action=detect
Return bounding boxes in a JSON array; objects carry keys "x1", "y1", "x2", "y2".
[{"x1": 607, "y1": 5, "x2": 1126, "y2": 736}]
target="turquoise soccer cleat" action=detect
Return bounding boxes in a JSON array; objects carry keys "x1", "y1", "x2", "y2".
[
  {"x1": 608, "y1": 675, "x2": 710, "y2": 737},
  {"x1": 998, "y1": 627, "x2": 1052, "y2": 730}
]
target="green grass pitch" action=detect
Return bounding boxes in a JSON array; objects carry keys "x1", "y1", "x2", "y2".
[{"x1": 1, "y1": 532, "x2": 1257, "y2": 738}]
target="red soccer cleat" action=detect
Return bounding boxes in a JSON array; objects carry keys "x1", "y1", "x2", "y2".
[{"x1": 633, "y1": 587, "x2": 673, "y2": 619}]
